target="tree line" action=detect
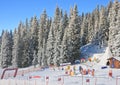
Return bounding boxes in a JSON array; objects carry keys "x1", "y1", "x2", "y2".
[{"x1": 0, "y1": 0, "x2": 120, "y2": 68}]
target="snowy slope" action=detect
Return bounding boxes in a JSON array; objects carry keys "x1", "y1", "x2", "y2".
[
  {"x1": 80, "y1": 43, "x2": 106, "y2": 58},
  {"x1": 81, "y1": 44, "x2": 113, "y2": 69},
  {"x1": 0, "y1": 64, "x2": 120, "y2": 85},
  {"x1": 0, "y1": 44, "x2": 120, "y2": 85}
]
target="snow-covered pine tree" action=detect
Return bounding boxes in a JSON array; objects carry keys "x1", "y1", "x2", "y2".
[
  {"x1": 106, "y1": 0, "x2": 113, "y2": 16},
  {"x1": 31, "y1": 16, "x2": 39, "y2": 52},
  {"x1": 94, "y1": 6, "x2": 108, "y2": 47},
  {"x1": 32, "y1": 51, "x2": 38, "y2": 67},
  {"x1": 92, "y1": 5, "x2": 100, "y2": 44},
  {"x1": 61, "y1": 11, "x2": 69, "y2": 41},
  {"x1": 60, "y1": 28, "x2": 69, "y2": 63},
  {"x1": 20, "y1": 26, "x2": 31, "y2": 67},
  {"x1": 108, "y1": 0, "x2": 120, "y2": 57},
  {"x1": 115, "y1": 9, "x2": 120, "y2": 57},
  {"x1": 46, "y1": 6, "x2": 62, "y2": 66},
  {"x1": 87, "y1": 13, "x2": 94, "y2": 43},
  {"x1": 12, "y1": 22, "x2": 25, "y2": 67},
  {"x1": 81, "y1": 13, "x2": 89, "y2": 46},
  {"x1": 0, "y1": 31, "x2": 12, "y2": 68},
  {"x1": 53, "y1": 11, "x2": 69, "y2": 66},
  {"x1": 67, "y1": 5, "x2": 81, "y2": 64},
  {"x1": 0, "y1": 33, "x2": 2, "y2": 62},
  {"x1": 12, "y1": 29, "x2": 21, "y2": 67},
  {"x1": 29, "y1": 16, "x2": 39, "y2": 64},
  {"x1": 46, "y1": 24, "x2": 55, "y2": 66},
  {"x1": 8, "y1": 30, "x2": 13, "y2": 66},
  {"x1": 25, "y1": 18, "x2": 35, "y2": 65},
  {"x1": 38, "y1": 10, "x2": 48, "y2": 66},
  {"x1": 94, "y1": 5, "x2": 100, "y2": 34},
  {"x1": 53, "y1": 9, "x2": 64, "y2": 66},
  {"x1": 0, "y1": 30, "x2": 5, "y2": 52}
]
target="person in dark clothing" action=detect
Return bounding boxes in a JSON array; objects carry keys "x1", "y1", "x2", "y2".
[
  {"x1": 79, "y1": 66, "x2": 83, "y2": 73},
  {"x1": 106, "y1": 61, "x2": 110, "y2": 66}
]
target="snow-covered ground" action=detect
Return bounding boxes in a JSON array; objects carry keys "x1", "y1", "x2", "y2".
[
  {"x1": 0, "y1": 64, "x2": 120, "y2": 85},
  {"x1": 0, "y1": 44, "x2": 120, "y2": 85},
  {"x1": 80, "y1": 43, "x2": 106, "y2": 59}
]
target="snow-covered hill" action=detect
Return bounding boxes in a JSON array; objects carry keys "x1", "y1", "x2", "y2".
[
  {"x1": 80, "y1": 43, "x2": 106, "y2": 59},
  {"x1": 0, "y1": 44, "x2": 120, "y2": 85}
]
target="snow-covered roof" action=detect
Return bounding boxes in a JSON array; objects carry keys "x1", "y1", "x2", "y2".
[
  {"x1": 114, "y1": 57, "x2": 120, "y2": 61},
  {"x1": 108, "y1": 57, "x2": 120, "y2": 61}
]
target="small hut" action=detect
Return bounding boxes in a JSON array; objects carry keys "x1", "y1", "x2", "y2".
[
  {"x1": 107, "y1": 57, "x2": 120, "y2": 68},
  {"x1": 80, "y1": 58, "x2": 86, "y2": 63}
]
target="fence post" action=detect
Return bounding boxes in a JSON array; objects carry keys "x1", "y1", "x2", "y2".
[
  {"x1": 95, "y1": 77, "x2": 97, "y2": 85},
  {"x1": 62, "y1": 76, "x2": 64, "y2": 85},
  {"x1": 46, "y1": 76, "x2": 49, "y2": 85},
  {"x1": 82, "y1": 75, "x2": 83, "y2": 85},
  {"x1": 35, "y1": 80, "x2": 36, "y2": 85},
  {"x1": 116, "y1": 77, "x2": 118, "y2": 85},
  {"x1": 109, "y1": 70, "x2": 112, "y2": 77},
  {"x1": 86, "y1": 79, "x2": 90, "y2": 85},
  {"x1": 8, "y1": 79, "x2": 11, "y2": 85}
]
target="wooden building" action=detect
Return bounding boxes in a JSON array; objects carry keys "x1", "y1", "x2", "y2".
[
  {"x1": 80, "y1": 58, "x2": 86, "y2": 63},
  {"x1": 107, "y1": 57, "x2": 120, "y2": 68}
]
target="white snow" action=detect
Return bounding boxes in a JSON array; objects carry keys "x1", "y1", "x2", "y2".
[
  {"x1": 80, "y1": 43, "x2": 106, "y2": 58},
  {"x1": 98, "y1": 47, "x2": 113, "y2": 66},
  {"x1": 0, "y1": 44, "x2": 120, "y2": 85}
]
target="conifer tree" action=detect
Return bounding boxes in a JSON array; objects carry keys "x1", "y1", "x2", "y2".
[
  {"x1": 46, "y1": 25, "x2": 54, "y2": 66},
  {"x1": 67, "y1": 5, "x2": 81, "y2": 64},
  {"x1": 1, "y1": 31, "x2": 12, "y2": 68},
  {"x1": 60, "y1": 29, "x2": 69, "y2": 63},
  {"x1": 93, "y1": 6, "x2": 108, "y2": 47},
  {"x1": 81, "y1": 14, "x2": 89, "y2": 46},
  {"x1": 21, "y1": 27, "x2": 31, "y2": 67},
  {"x1": 12, "y1": 29, "x2": 21, "y2": 67},
  {"x1": 38, "y1": 10, "x2": 49, "y2": 66},
  {"x1": 87, "y1": 13, "x2": 94, "y2": 43},
  {"x1": 108, "y1": 0, "x2": 120, "y2": 57},
  {"x1": 32, "y1": 51, "x2": 38, "y2": 67},
  {"x1": 29, "y1": 16, "x2": 39, "y2": 64}
]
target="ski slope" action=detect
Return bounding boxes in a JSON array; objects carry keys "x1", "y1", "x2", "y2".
[
  {"x1": 0, "y1": 44, "x2": 120, "y2": 85},
  {"x1": 0, "y1": 64, "x2": 120, "y2": 85}
]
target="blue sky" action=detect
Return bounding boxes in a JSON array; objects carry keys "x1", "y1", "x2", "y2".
[{"x1": 0, "y1": 0, "x2": 115, "y2": 34}]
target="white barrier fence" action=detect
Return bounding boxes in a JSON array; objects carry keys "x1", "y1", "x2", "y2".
[
  {"x1": 0, "y1": 66, "x2": 120, "y2": 85},
  {"x1": 116, "y1": 76, "x2": 120, "y2": 85},
  {"x1": 0, "y1": 75, "x2": 119, "y2": 85}
]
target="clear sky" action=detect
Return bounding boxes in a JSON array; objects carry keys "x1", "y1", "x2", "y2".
[{"x1": 0, "y1": 0, "x2": 115, "y2": 34}]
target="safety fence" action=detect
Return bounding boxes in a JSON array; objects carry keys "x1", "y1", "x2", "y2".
[
  {"x1": 116, "y1": 76, "x2": 120, "y2": 85},
  {"x1": 0, "y1": 66, "x2": 41, "y2": 79},
  {"x1": 0, "y1": 75, "x2": 119, "y2": 85},
  {"x1": 0, "y1": 65, "x2": 120, "y2": 85}
]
